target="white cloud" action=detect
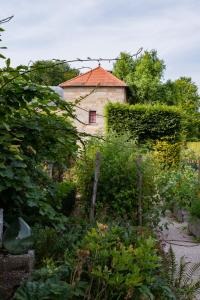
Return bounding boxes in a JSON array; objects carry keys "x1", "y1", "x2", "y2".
[{"x1": 1, "y1": 0, "x2": 200, "y2": 86}]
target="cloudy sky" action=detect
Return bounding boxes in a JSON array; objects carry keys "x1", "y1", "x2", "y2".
[{"x1": 1, "y1": 0, "x2": 200, "y2": 85}]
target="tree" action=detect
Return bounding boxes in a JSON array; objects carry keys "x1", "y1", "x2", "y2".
[
  {"x1": 112, "y1": 52, "x2": 135, "y2": 81},
  {"x1": 113, "y1": 50, "x2": 165, "y2": 103},
  {"x1": 163, "y1": 77, "x2": 200, "y2": 113},
  {"x1": 29, "y1": 60, "x2": 79, "y2": 86},
  {"x1": 113, "y1": 51, "x2": 200, "y2": 114}
]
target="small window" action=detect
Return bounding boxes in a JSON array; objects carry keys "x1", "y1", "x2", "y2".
[{"x1": 89, "y1": 110, "x2": 96, "y2": 124}]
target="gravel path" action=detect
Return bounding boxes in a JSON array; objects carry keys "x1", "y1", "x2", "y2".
[{"x1": 161, "y1": 216, "x2": 200, "y2": 299}]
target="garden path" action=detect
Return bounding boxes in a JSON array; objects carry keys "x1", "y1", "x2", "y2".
[{"x1": 161, "y1": 216, "x2": 200, "y2": 299}]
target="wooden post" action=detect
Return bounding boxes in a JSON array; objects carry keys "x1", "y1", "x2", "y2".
[
  {"x1": 136, "y1": 155, "x2": 143, "y2": 226},
  {"x1": 90, "y1": 152, "x2": 101, "y2": 222}
]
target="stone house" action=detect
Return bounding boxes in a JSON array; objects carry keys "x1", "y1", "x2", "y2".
[{"x1": 59, "y1": 66, "x2": 127, "y2": 135}]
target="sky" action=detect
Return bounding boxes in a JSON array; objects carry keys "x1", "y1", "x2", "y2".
[{"x1": 1, "y1": 0, "x2": 200, "y2": 86}]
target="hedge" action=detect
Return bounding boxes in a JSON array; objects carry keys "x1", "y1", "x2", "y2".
[{"x1": 105, "y1": 103, "x2": 182, "y2": 143}]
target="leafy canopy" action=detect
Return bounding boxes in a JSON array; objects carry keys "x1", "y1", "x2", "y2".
[
  {"x1": 29, "y1": 60, "x2": 79, "y2": 86},
  {"x1": 113, "y1": 50, "x2": 200, "y2": 113}
]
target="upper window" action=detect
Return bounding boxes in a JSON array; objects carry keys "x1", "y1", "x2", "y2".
[{"x1": 89, "y1": 110, "x2": 96, "y2": 124}]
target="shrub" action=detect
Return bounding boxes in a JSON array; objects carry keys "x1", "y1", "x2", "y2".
[
  {"x1": 155, "y1": 165, "x2": 199, "y2": 210},
  {"x1": 16, "y1": 223, "x2": 174, "y2": 300},
  {"x1": 190, "y1": 198, "x2": 200, "y2": 219},
  {"x1": 56, "y1": 181, "x2": 76, "y2": 215},
  {"x1": 105, "y1": 103, "x2": 182, "y2": 143},
  {"x1": 32, "y1": 222, "x2": 87, "y2": 266},
  {"x1": 153, "y1": 140, "x2": 181, "y2": 167},
  {"x1": 75, "y1": 134, "x2": 159, "y2": 226},
  {"x1": 14, "y1": 261, "x2": 86, "y2": 300},
  {"x1": 75, "y1": 223, "x2": 174, "y2": 299}
]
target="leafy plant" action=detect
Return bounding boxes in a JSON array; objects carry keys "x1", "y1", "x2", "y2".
[
  {"x1": 32, "y1": 222, "x2": 87, "y2": 266},
  {"x1": 164, "y1": 246, "x2": 200, "y2": 299},
  {"x1": 190, "y1": 198, "x2": 200, "y2": 219},
  {"x1": 14, "y1": 262, "x2": 86, "y2": 300},
  {"x1": 155, "y1": 164, "x2": 199, "y2": 211},
  {"x1": 75, "y1": 134, "x2": 158, "y2": 225},
  {"x1": 0, "y1": 23, "x2": 79, "y2": 224},
  {"x1": 73, "y1": 223, "x2": 174, "y2": 299},
  {"x1": 56, "y1": 181, "x2": 76, "y2": 215}
]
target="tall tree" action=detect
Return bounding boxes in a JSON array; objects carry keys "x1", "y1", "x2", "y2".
[
  {"x1": 162, "y1": 77, "x2": 200, "y2": 113},
  {"x1": 29, "y1": 60, "x2": 79, "y2": 86},
  {"x1": 113, "y1": 50, "x2": 165, "y2": 103}
]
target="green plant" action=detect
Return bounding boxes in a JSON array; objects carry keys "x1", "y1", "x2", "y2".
[
  {"x1": 75, "y1": 134, "x2": 158, "y2": 225},
  {"x1": 14, "y1": 261, "x2": 86, "y2": 300},
  {"x1": 155, "y1": 165, "x2": 199, "y2": 211},
  {"x1": 56, "y1": 181, "x2": 76, "y2": 215},
  {"x1": 73, "y1": 223, "x2": 174, "y2": 299},
  {"x1": 164, "y1": 246, "x2": 200, "y2": 299},
  {"x1": 190, "y1": 197, "x2": 200, "y2": 219},
  {"x1": 32, "y1": 221, "x2": 88, "y2": 266},
  {"x1": 0, "y1": 23, "x2": 79, "y2": 225},
  {"x1": 153, "y1": 140, "x2": 181, "y2": 167},
  {"x1": 105, "y1": 103, "x2": 182, "y2": 143}
]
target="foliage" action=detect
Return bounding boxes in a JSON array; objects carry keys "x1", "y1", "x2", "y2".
[
  {"x1": 0, "y1": 24, "x2": 79, "y2": 223},
  {"x1": 153, "y1": 141, "x2": 181, "y2": 167},
  {"x1": 75, "y1": 134, "x2": 160, "y2": 226},
  {"x1": 190, "y1": 197, "x2": 200, "y2": 219},
  {"x1": 14, "y1": 261, "x2": 87, "y2": 300},
  {"x1": 164, "y1": 246, "x2": 200, "y2": 299},
  {"x1": 162, "y1": 77, "x2": 200, "y2": 113},
  {"x1": 183, "y1": 112, "x2": 200, "y2": 141},
  {"x1": 155, "y1": 164, "x2": 199, "y2": 210},
  {"x1": 105, "y1": 103, "x2": 182, "y2": 143},
  {"x1": 113, "y1": 50, "x2": 165, "y2": 104},
  {"x1": 32, "y1": 222, "x2": 87, "y2": 266},
  {"x1": 75, "y1": 223, "x2": 174, "y2": 299},
  {"x1": 29, "y1": 59, "x2": 79, "y2": 86},
  {"x1": 113, "y1": 51, "x2": 200, "y2": 116},
  {"x1": 56, "y1": 181, "x2": 76, "y2": 215},
  {"x1": 15, "y1": 223, "x2": 174, "y2": 300}
]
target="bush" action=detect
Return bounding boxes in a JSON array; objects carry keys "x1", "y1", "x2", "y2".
[
  {"x1": 153, "y1": 140, "x2": 181, "y2": 167},
  {"x1": 105, "y1": 103, "x2": 182, "y2": 143},
  {"x1": 155, "y1": 165, "x2": 199, "y2": 210},
  {"x1": 56, "y1": 181, "x2": 76, "y2": 215},
  {"x1": 75, "y1": 134, "x2": 158, "y2": 225},
  {"x1": 190, "y1": 198, "x2": 200, "y2": 219},
  {"x1": 73, "y1": 223, "x2": 174, "y2": 299},
  {"x1": 32, "y1": 222, "x2": 87, "y2": 266},
  {"x1": 182, "y1": 112, "x2": 200, "y2": 141},
  {"x1": 15, "y1": 223, "x2": 174, "y2": 300}
]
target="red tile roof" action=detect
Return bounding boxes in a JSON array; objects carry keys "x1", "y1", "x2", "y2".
[{"x1": 59, "y1": 66, "x2": 126, "y2": 87}]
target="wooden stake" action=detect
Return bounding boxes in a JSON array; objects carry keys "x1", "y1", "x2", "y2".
[
  {"x1": 136, "y1": 155, "x2": 143, "y2": 226},
  {"x1": 90, "y1": 152, "x2": 101, "y2": 222}
]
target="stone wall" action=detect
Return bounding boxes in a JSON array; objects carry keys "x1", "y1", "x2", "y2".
[{"x1": 63, "y1": 86, "x2": 126, "y2": 135}]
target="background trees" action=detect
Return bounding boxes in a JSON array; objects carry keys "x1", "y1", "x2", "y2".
[
  {"x1": 29, "y1": 60, "x2": 79, "y2": 86},
  {"x1": 113, "y1": 50, "x2": 200, "y2": 113}
]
